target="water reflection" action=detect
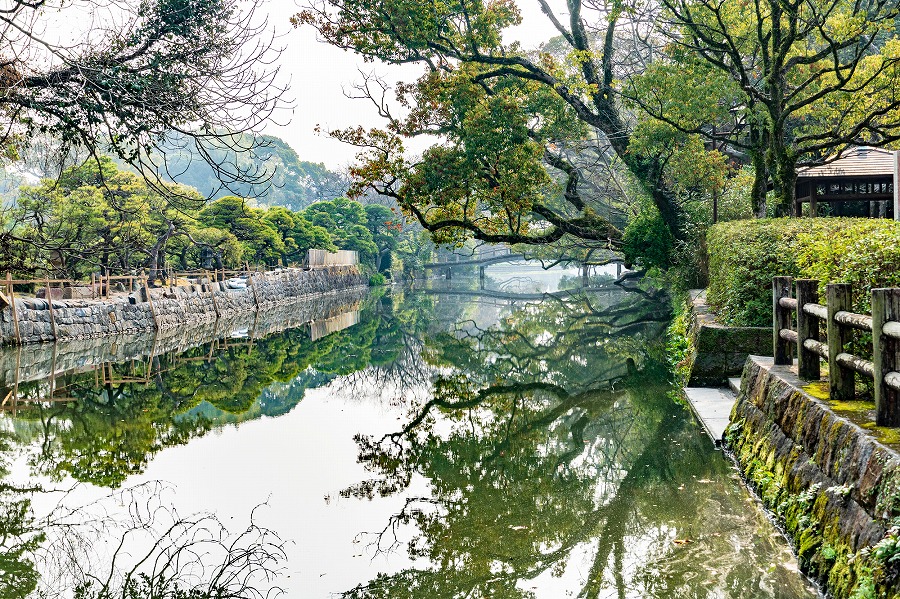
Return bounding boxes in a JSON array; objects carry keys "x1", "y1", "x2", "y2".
[
  {"x1": 0, "y1": 276, "x2": 818, "y2": 598},
  {"x1": 337, "y1": 284, "x2": 815, "y2": 598}
]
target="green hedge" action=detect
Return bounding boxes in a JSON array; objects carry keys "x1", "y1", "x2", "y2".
[{"x1": 707, "y1": 218, "x2": 900, "y2": 326}]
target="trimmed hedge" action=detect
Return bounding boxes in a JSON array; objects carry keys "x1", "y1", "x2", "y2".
[{"x1": 707, "y1": 218, "x2": 900, "y2": 326}]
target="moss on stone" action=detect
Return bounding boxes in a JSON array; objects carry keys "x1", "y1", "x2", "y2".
[
  {"x1": 804, "y1": 381, "x2": 831, "y2": 400},
  {"x1": 727, "y1": 358, "x2": 900, "y2": 597}
]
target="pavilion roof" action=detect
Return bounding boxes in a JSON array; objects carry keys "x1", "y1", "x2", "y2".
[{"x1": 797, "y1": 146, "x2": 896, "y2": 179}]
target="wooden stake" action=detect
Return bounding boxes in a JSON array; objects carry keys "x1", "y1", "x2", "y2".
[
  {"x1": 208, "y1": 280, "x2": 220, "y2": 319},
  {"x1": 248, "y1": 272, "x2": 260, "y2": 309},
  {"x1": 827, "y1": 283, "x2": 855, "y2": 402},
  {"x1": 46, "y1": 278, "x2": 58, "y2": 341},
  {"x1": 144, "y1": 277, "x2": 159, "y2": 330},
  {"x1": 12, "y1": 346, "x2": 19, "y2": 417},
  {"x1": 873, "y1": 289, "x2": 900, "y2": 425},
  {"x1": 773, "y1": 276, "x2": 793, "y2": 365},
  {"x1": 796, "y1": 279, "x2": 820, "y2": 380},
  {"x1": 49, "y1": 342, "x2": 57, "y2": 401},
  {"x1": 7, "y1": 273, "x2": 20, "y2": 345}
]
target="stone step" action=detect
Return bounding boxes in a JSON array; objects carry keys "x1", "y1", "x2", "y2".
[
  {"x1": 683, "y1": 386, "x2": 738, "y2": 448},
  {"x1": 728, "y1": 377, "x2": 742, "y2": 395}
]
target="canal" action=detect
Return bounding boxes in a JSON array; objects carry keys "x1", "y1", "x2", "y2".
[{"x1": 0, "y1": 266, "x2": 819, "y2": 598}]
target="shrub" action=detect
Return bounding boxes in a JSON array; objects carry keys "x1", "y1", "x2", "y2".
[
  {"x1": 369, "y1": 272, "x2": 387, "y2": 286},
  {"x1": 707, "y1": 218, "x2": 900, "y2": 326},
  {"x1": 622, "y1": 207, "x2": 674, "y2": 270}
]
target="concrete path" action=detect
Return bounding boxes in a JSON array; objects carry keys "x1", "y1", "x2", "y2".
[{"x1": 684, "y1": 386, "x2": 738, "y2": 447}]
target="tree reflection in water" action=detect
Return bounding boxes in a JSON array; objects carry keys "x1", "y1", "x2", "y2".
[
  {"x1": 0, "y1": 283, "x2": 817, "y2": 598},
  {"x1": 337, "y1": 286, "x2": 814, "y2": 599}
]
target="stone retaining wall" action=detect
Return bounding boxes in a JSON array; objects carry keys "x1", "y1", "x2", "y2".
[
  {"x1": 0, "y1": 285, "x2": 369, "y2": 388},
  {"x1": 728, "y1": 356, "x2": 900, "y2": 598},
  {"x1": 686, "y1": 289, "x2": 771, "y2": 386},
  {"x1": 0, "y1": 266, "x2": 367, "y2": 346}
]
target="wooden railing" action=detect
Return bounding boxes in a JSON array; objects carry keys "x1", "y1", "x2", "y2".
[
  {"x1": 773, "y1": 276, "x2": 900, "y2": 425},
  {"x1": 0, "y1": 266, "x2": 285, "y2": 345}
]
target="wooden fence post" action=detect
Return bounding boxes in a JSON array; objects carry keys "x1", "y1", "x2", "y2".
[
  {"x1": 46, "y1": 279, "x2": 58, "y2": 341},
  {"x1": 873, "y1": 288, "x2": 900, "y2": 426},
  {"x1": 248, "y1": 272, "x2": 260, "y2": 309},
  {"x1": 208, "y1": 279, "x2": 220, "y2": 320},
  {"x1": 6, "y1": 272, "x2": 20, "y2": 345},
  {"x1": 796, "y1": 279, "x2": 820, "y2": 380},
  {"x1": 827, "y1": 283, "x2": 855, "y2": 402},
  {"x1": 144, "y1": 277, "x2": 159, "y2": 330},
  {"x1": 773, "y1": 276, "x2": 793, "y2": 365}
]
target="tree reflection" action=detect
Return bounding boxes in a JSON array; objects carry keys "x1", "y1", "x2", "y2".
[
  {"x1": 8, "y1": 291, "x2": 433, "y2": 489},
  {"x1": 339, "y1": 288, "x2": 811, "y2": 599}
]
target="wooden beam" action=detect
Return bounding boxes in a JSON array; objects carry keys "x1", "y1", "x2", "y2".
[
  {"x1": 802, "y1": 194, "x2": 893, "y2": 202},
  {"x1": 796, "y1": 279, "x2": 821, "y2": 380}
]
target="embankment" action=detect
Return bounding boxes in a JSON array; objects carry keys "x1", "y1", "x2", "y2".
[
  {"x1": 681, "y1": 290, "x2": 771, "y2": 386},
  {"x1": 0, "y1": 266, "x2": 367, "y2": 346},
  {"x1": 0, "y1": 285, "x2": 368, "y2": 389},
  {"x1": 728, "y1": 356, "x2": 900, "y2": 598}
]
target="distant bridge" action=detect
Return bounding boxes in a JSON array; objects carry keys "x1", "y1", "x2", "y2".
[
  {"x1": 423, "y1": 253, "x2": 527, "y2": 270},
  {"x1": 419, "y1": 285, "x2": 625, "y2": 302},
  {"x1": 423, "y1": 246, "x2": 526, "y2": 271},
  {"x1": 422, "y1": 247, "x2": 625, "y2": 275}
]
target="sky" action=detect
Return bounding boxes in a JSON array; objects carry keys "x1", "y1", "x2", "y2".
[{"x1": 263, "y1": 1, "x2": 560, "y2": 170}]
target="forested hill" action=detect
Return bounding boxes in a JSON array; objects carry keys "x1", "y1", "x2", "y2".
[{"x1": 151, "y1": 132, "x2": 348, "y2": 211}]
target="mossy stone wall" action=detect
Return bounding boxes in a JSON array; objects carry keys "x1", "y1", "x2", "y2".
[
  {"x1": 685, "y1": 290, "x2": 771, "y2": 386},
  {"x1": 728, "y1": 357, "x2": 900, "y2": 598},
  {"x1": 0, "y1": 266, "x2": 367, "y2": 346}
]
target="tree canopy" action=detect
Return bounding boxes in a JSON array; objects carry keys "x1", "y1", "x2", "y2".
[
  {"x1": 295, "y1": 0, "x2": 900, "y2": 265},
  {"x1": 0, "y1": 0, "x2": 284, "y2": 203},
  {"x1": 632, "y1": 0, "x2": 900, "y2": 216},
  {"x1": 293, "y1": 0, "x2": 714, "y2": 245},
  {"x1": 1, "y1": 158, "x2": 420, "y2": 277}
]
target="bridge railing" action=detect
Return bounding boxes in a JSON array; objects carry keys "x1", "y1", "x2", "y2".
[{"x1": 773, "y1": 276, "x2": 900, "y2": 425}]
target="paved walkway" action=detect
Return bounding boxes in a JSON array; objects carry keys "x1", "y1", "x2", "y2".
[{"x1": 683, "y1": 384, "x2": 739, "y2": 447}]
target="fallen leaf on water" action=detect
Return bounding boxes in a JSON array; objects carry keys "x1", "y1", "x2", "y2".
[
  {"x1": 509, "y1": 525, "x2": 528, "y2": 531},
  {"x1": 673, "y1": 539, "x2": 692, "y2": 545}
]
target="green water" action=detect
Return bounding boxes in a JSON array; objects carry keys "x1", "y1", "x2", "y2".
[{"x1": 0, "y1": 275, "x2": 818, "y2": 598}]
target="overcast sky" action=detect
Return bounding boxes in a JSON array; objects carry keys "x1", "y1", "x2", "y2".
[{"x1": 264, "y1": 1, "x2": 559, "y2": 170}]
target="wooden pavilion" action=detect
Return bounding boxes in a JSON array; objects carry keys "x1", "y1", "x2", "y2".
[{"x1": 794, "y1": 146, "x2": 899, "y2": 219}]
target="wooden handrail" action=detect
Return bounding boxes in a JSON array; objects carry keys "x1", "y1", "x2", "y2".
[
  {"x1": 774, "y1": 278, "x2": 900, "y2": 426},
  {"x1": 779, "y1": 297, "x2": 798, "y2": 310}
]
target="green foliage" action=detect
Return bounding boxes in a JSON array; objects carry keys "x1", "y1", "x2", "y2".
[
  {"x1": 666, "y1": 296, "x2": 693, "y2": 386},
  {"x1": 198, "y1": 196, "x2": 285, "y2": 265},
  {"x1": 622, "y1": 206, "x2": 674, "y2": 270},
  {"x1": 0, "y1": 492, "x2": 41, "y2": 599},
  {"x1": 707, "y1": 218, "x2": 900, "y2": 326},
  {"x1": 369, "y1": 273, "x2": 386, "y2": 286},
  {"x1": 305, "y1": 198, "x2": 380, "y2": 268},
  {"x1": 10, "y1": 156, "x2": 204, "y2": 277},
  {"x1": 3, "y1": 157, "x2": 410, "y2": 274}
]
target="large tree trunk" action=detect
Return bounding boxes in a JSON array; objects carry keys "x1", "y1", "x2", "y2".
[
  {"x1": 623, "y1": 153, "x2": 685, "y2": 242},
  {"x1": 768, "y1": 145, "x2": 797, "y2": 217},
  {"x1": 750, "y1": 124, "x2": 769, "y2": 218},
  {"x1": 147, "y1": 221, "x2": 176, "y2": 286}
]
